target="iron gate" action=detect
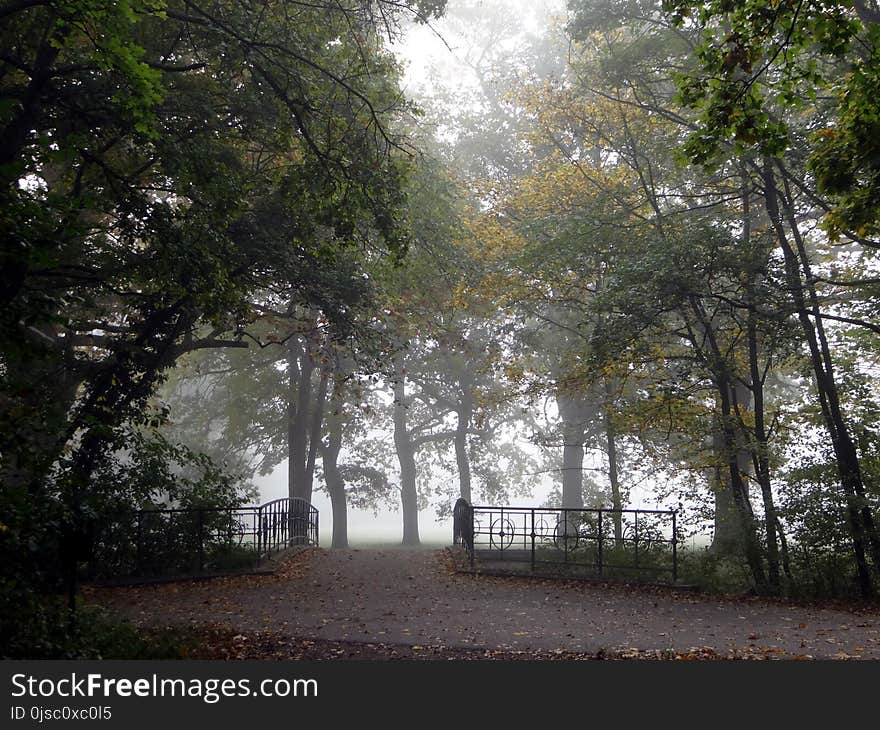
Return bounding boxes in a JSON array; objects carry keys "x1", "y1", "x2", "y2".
[
  {"x1": 88, "y1": 497, "x2": 318, "y2": 580},
  {"x1": 459, "y1": 503, "x2": 678, "y2": 583}
]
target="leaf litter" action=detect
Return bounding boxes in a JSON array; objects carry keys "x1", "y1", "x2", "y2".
[{"x1": 85, "y1": 547, "x2": 879, "y2": 660}]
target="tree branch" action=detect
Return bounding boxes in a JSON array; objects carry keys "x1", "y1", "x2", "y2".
[{"x1": 0, "y1": 0, "x2": 50, "y2": 21}]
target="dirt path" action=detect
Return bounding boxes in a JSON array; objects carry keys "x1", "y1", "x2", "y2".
[{"x1": 88, "y1": 547, "x2": 880, "y2": 659}]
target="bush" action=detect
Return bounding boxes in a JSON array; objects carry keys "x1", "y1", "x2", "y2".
[
  {"x1": 1, "y1": 596, "x2": 191, "y2": 659},
  {"x1": 675, "y1": 547, "x2": 754, "y2": 594}
]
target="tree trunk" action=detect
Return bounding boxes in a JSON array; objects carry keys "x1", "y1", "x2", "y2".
[
  {"x1": 286, "y1": 308, "x2": 328, "y2": 507},
  {"x1": 776, "y1": 517, "x2": 793, "y2": 584},
  {"x1": 393, "y1": 361, "x2": 420, "y2": 545},
  {"x1": 304, "y1": 366, "x2": 329, "y2": 504},
  {"x1": 454, "y1": 380, "x2": 474, "y2": 503},
  {"x1": 778, "y1": 168, "x2": 880, "y2": 575},
  {"x1": 719, "y1": 377, "x2": 768, "y2": 591},
  {"x1": 709, "y1": 387, "x2": 758, "y2": 559},
  {"x1": 326, "y1": 473, "x2": 348, "y2": 549},
  {"x1": 763, "y1": 160, "x2": 877, "y2": 596},
  {"x1": 710, "y1": 416, "x2": 742, "y2": 555},
  {"x1": 556, "y1": 392, "x2": 587, "y2": 508},
  {"x1": 737, "y1": 165, "x2": 782, "y2": 590},
  {"x1": 745, "y1": 293, "x2": 782, "y2": 591},
  {"x1": 689, "y1": 298, "x2": 767, "y2": 590},
  {"x1": 287, "y1": 330, "x2": 327, "y2": 545},
  {"x1": 287, "y1": 334, "x2": 314, "y2": 503},
  {"x1": 603, "y1": 389, "x2": 623, "y2": 544},
  {"x1": 321, "y1": 375, "x2": 348, "y2": 549}
]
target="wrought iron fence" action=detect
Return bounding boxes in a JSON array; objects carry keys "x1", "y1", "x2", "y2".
[
  {"x1": 88, "y1": 497, "x2": 318, "y2": 580},
  {"x1": 461, "y1": 504, "x2": 677, "y2": 583}
]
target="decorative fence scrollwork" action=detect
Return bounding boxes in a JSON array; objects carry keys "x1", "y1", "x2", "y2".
[
  {"x1": 89, "y1": 497, "x2": 318, "y2": 581},
  {"x1": 458, "y1": 503, "x2": 678, "y2": 583}
]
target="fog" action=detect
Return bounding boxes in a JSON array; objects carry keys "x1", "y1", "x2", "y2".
[
  {"x1": 255, "y1": 466, "x2": 452, "y2": 544},
  {"x1": 257, "y1": 0, "x2": 577, "y2": 546}
]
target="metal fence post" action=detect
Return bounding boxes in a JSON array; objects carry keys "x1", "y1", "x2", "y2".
[
  {"x1": 563, "y1": 509, "x2": 569, "y2": 564},
  {"x1": 500, "y1": 506, "x2": 505, "y2": 555},
  {"x1": 672, "y1": 510, "x2": 678, "y2": 583},
  {"x1": 530, "y1": 508, "x2": 535, "y2": 571},
  {"x1": 469, "y1": 507, "x2": 475, "y2": 568},
  {"x1": 597, "y1": 508, "x2": 603, "y2": 577},
  {"x1": 634, "y1": 510, "x2": 640, "y2": 569},
  {"x1": 256, "y1": 506, "x2": 263, "y2": 564}
]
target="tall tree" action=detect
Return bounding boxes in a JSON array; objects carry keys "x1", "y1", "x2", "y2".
[
  {"x1": 0, "y1": 0, "x2": 445, "y2": 640},
  {"x1": 654, "y1": 0, "x2": 880, "y2": 594}
]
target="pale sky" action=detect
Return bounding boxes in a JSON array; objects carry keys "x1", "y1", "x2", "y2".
[{"x1": 392, "y1": 0, "x2": 567, "y2": 95}]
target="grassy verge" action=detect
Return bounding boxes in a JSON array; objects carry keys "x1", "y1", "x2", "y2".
[{"x1": 1, "y1": 598, "x2": 203, "y2": 659}]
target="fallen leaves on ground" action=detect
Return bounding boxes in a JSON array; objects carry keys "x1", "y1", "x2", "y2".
[
  {"x1": 84, "y1": 547, "x2": 879, "y2": 660},
  {"x1": 82, "y1": 548, "x2": 318, "y2": 626},
  {"x1": 167, "y1": 625, "x2": 823, "y2": 661},
  {"x1": 84, "y1": 547, "x2": 317, "y2": 596}
]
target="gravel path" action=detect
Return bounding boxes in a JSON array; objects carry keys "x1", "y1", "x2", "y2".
[{"x1": 88, "y1": 547, "x2": 880, "y2": 659}]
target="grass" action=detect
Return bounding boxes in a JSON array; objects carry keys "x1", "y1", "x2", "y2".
[{"x1": 0, "y1": 596, "x2": 201, "y2": 659}]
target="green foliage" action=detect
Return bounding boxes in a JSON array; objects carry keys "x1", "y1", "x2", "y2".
[
  {"x1": 1, "y1": 0, "x2": 439, "y2": 654},
  {"x1": 1, "y1": 601, "x2": 192, "y2": 659},
  {"x1": 810, "y1": 25, "x2": 880, "y2": 239},
  {"x1": 0, "y1": 421, "x2": 255, "y2": 650},
  {"x1": 676, "y1": 547, "x2": 755, "y2": 594},
  {"x1": 648, "y1": 535, "x2": 866, "y2": 598},
  {"x1": 90, "y1": 426, "x2": 256, "y2": 513},
  {"x1": 778, "y1": 425, "x2": 880, "y2": 598},
  {"x1": 658, "y1": 0, "x2": 880, "y2": 237}
]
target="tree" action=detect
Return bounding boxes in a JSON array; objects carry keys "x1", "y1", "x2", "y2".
[
  {"x1": 642, "y1": 0, "x2": 880, "y2": 594},
  {"x1": 0, "y1": 0, "x2": 445, "y2": 648},
  {"x1": 465, "y1": 6, "x2": 813, "y2": 590},
  {"x1": 658, "y1": 0, "x2": 880, "y2": 237}
]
